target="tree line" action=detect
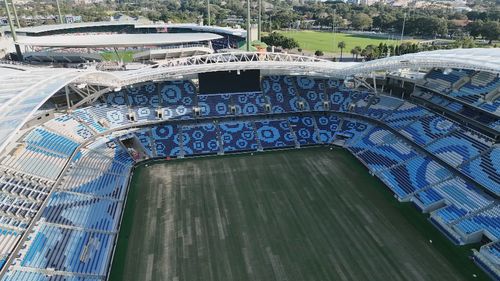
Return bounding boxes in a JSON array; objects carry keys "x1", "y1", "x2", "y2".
[{"x1": 1, "y1": 0, "x2": 498, "y2": 43}]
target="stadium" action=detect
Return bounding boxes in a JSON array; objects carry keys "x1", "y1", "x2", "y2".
[
  {"x1": 3, "y1": 21, "x2": 246, "y2": 63},
  {"x1": 0, "y1": 22, "x2": 499, "y2": 280}
]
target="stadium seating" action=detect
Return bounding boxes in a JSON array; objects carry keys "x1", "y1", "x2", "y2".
[
  {"x1": 378, "y1": 156, "x2": 453, "y2": 199},
  {"x1": 182, "y1": 123, "x2": 220, "y2": 155},
  {"x1": 383, "y1": 102, "x2": 430, "y2": 129},
  {"x1": 0, "y1": 228, "x2": 21, "y2": 270},
  {"x1": 349, "y1": 127, "x2": 418, "y2": 173},
  {"x1": 88, "y1": 104, "x2": 132, "y2": 128},
  {"x1": 71, "y1": 108, "x2": 108, "y2": 133},
  {"x1": 454, "y1": 206, "x2": 500, "y2": 241},
  {"x1": 362, "y1": 95, "x2": 405, "y2": 120},
  {"x1": 428, "y1": 178, "x2": 492, "y2": 214},
  {"x1": 337, "y1": 119, "x2": 373, "y2": 144},
  {"x1": 23, "y1": 128, "x2": 79, "y2": 157},
  {"x1": 44, "y1": 114, "x2": 95, "y2": 142},
  {"x1": 480, "y1": 100, "x2": 500, "y2": 115},
  {"x1": 262, "y1": 76, "x2": 301, "y2": 113},
  {"x1": 42, "y1": 191, "x2": 122, "y2": 231},
  {"x1": 424, "y1": 68, "x2": 470, "y2": 93},
  {"x1": 126, "y1": 82, "x2": 160, "y2": 107},
  {"x1": 254, "y1": 119, "x2": 296, "y2": 149},
  {"x1": 0, "y1": 174, "x2": 50, "y2": 206},
  {"x1": 2, "y1": 271, "x2": 102, "y2": 281},
  {"x1": 421, "y1": 68, "x2": 500, "y2": 120},
  {"x1": 198, "y1": 94, "x2": 232, "y2": 117},
  {"x1": 329, "y1": 90, "x2": 369, "y2": 112},
  {"x1": 426, "y1": 129, "x2": 493, "y2": 167},
  {"x1": 160, "y1": 80, "x2": 195, "y2": 120},
  {"x1": 314, "y1": 114, "x2": 341, "y2": 144},
  {"x1": 219, "y1": 121, "x2": 259, "y2": 152},
  {"x1": 232, "y1": 92, "x2": 268, "y2": 115},
  {"x1": 10, "y1": 136, "x2": 134, "y2": 277},
  {"x1": 59, "y1": 141, "x2": 133, "y2": 200},
  {"x1": 151, "y1": 124, "x2": 182, "y2": 158},
  {"x1": 452, "y1": 72, "x2": 500, "y2": 106},
  {"x1": 460, "y1": 147, "x2": 500, "y2": 195},
  {"x1": 133, "y1": 106, "x2": 157, "y2": 122},
  {"x1": 479, "y1": 242, "x2": 500, "y2": 267},
  {"x1": 1, "y1": 142, "x2": 69, "y2": 180},
  {"x1": 413, "y1": 89, "x2": 500, "y2": 133},
  {"x1": 1, "y1": 72, "x2": 498, "y2": 278},
  {"x1": 295, "y1": 76, "x2": 328, "y2": 111},
  {"x1": 434, "y1": 205, "x2": 468, "y2": 224},
  {"x1": 288, "y1": 116, "x2": 321, "y2": 146},
  {"x1": 106, "y1": 90, "x2": 128, "y2": 106},
  {"x1": 19, "y1": 224, "x2": 114, "y2": 275},
  {"x1": 400, "y1": 114, "x2": 457, "y2": 146}
]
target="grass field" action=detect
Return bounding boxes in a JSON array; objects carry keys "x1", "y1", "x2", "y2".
[
  {"x1": 109, "y1": 147, "x2": 488, "y2": 281},
  {"x1": 100, "y1": 50, "x2": 136, "y2": 62},
  {"x1": 277, "y1": 30, "x2": 414, "y2": 54}
]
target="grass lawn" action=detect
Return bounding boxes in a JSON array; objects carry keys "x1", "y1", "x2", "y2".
[
  {"x1": 100, "y1": 50, "x2": 136, "y2": 62},
  {"x1": 277, "y1": 30, "x2": 415, "y2": 54},
  {"x1": 108, "y1": 147, "x2": 487, "y2": 281}
]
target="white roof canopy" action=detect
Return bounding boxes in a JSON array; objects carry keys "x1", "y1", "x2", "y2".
[
  {"x1": 17, "y1": 33, "x2": 223, "y2": 48},
  {"x1": 0, "y1": 48, "x2": 499, "y2": 155},
  {"x1": 15, "y1": 22, "x2": 246, "y2": 37},
  {"x1": 0, "y1": 65, "x2": 118, "y2": 154}
]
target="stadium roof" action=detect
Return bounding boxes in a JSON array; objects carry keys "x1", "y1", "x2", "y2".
[
  {"x1": 349, "y1": 48, "x2": 500, "y2": 75},
  {"x1": 75, "y1": 48, "x2": 500, "y2": 86},
  {"x1": 0, "y1": 48, "x2": 499, "y2": 155},
  {"x1": 16, "y1": 33, "x2": 223, "y2": 48},
  {"x1": 0, "y1": 64, "x2": 118, "y2": 154},
  {"x1": 15, "y1": 21, "x2": 129, "y2": 33},
  {"x1": 14, "y1": 22, "x2": 246, "y2": 37}
]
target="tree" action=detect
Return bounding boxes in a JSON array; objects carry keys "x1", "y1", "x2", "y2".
[
  {"x1": 387, "y1": 45, "x2": 395, "y2": 57},
  {"x1": 405, "y1": 16, "x2": 448, "y2": 37},
  {"x1": 351, "y1": 13, "x2": 372, "y2": 31},
  {"x1": 467, "y1": 20, "x2": 484, "y2": 39},
  {"x1": 481, "y1": 21, "x2": 500, "y2": 44},
  {"x1": 315, "y1": 50, "x2": 324, "y2": 57},
  {"x1": 361, "y1": 45, "x2": 377, "y2": 60},
  {"x1": 373, "y1": 13, "x2": 397, "y2": 31},
  {"x1": 350, "y1": 46, "x2": 362, "y2": 61},
  {"x1": 261, "y1": 32, "x2": 299, "y2": 50},
  {"x1": 452, "y1": 36, "x2": 476, "y2": 48},
  {"x1": 350, "y1": 47, "x2": 359, "y2": 61},
  {"x1": 337, "y1": 41, "x2": 346, "y2": 61}
]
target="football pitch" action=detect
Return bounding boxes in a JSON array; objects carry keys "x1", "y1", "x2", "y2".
[
  {"x1": 277, "y1": 30, "x2": 416, "y2": 54},
  {"x1": 109, "y1": 147, "x2": 488, "y2": 281}
]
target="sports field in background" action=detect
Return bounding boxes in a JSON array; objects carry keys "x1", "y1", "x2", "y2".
[
  {"x1": 277, "y1": 30, "x2": 415, "y2": 54},
  {"x1": 100, "y1": 50, "x2": 136, "y2": 62},
  {"x1": 109, "y1": 147, "x2": 487, "y2": 281}
]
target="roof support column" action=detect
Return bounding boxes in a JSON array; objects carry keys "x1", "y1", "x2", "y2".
[
  {"x1": 65, "y1": 85, "x2": 71, "y2": 109},
  {"x1": 207, "y1": 0, "x2": 210, "y2": 26},
  {"x1": 3, "y1": 0, "x2": 22, "y2": 60},
  {"x1": 258, "y1": 0, "x2": 261, "y2": 41},
  {"x1": 10, "y1": 0, "x2": 20, "y2": 28},
  {"x1": 56, "y1": 0, "x2": 64, "y2": 24},
  {"x1": 246, "y1": 0, "x2": 250, "y2": 51}
]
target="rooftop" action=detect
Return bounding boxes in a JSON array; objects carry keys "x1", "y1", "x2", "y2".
[
  {"x1": 14, "y1": 22, "x2": 246, "y2": 37},
  {"x1": 16, "y1": 33, "x2": 223, "y2": 48}
]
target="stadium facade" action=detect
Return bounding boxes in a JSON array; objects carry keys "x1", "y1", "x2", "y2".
[
  {"x1": 5, "y1": 22, "x2": 247, "y2": 63},
  {"x1": 0, "y1": 48, "x2": 499, "y2": 281}
]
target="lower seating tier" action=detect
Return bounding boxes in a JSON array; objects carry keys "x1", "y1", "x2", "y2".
[
  {"x1": 19, "y1": 224, "x2": 114, "y2": 275},
  {"x1": 255, "y1": 120, "x2": 296, "y2": 149}
]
